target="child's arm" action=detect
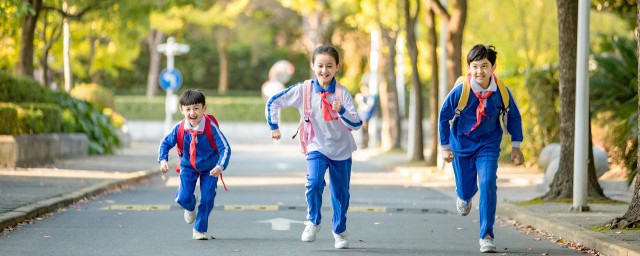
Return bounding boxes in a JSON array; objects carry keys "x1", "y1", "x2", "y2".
[
  {"x1": 438, "y1": 86, "x2": 460, "y2": 151},
  {"x1": 265, "y1": 83, "x2": 304, "y2": 131},
  {"x1": 158, "y1": 123, "x2": 180, "y2": 171},
  {"x1": 210, "y1": 120, "x2": 231, "y2": 172},
  {"x1": 334, "y1": 90, "x2": 363, "y2": 130}
]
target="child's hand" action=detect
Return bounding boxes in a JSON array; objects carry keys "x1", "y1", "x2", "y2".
[
  {"x1": 511, "y1": 147, "x2": 525, "y2": 166},
  {"x1": 209, "y1": 166, "x2": 222, "y2": 177},
  {"x1": 160, "y1": 160, "x2": 169, "y2": 173},
  {"x1": 442, "y1": 150, "x2": 454, "y2": 163},
  {"x1": 271, "y1": 129, "x2": 281, "y2": 140},
  {"x1": 332, "y1": 101, "x2": 342, "y2": 112}
]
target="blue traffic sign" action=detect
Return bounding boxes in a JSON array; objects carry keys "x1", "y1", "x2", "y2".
[{"x1": 159, "y1": 69, "x2": 183, "y2": 91}]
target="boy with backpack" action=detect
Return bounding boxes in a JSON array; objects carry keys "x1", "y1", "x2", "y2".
[
  {"x1": 439, "y1": 44, "x2": 524, "y2": 253},
  {"x1": 158, "y1": 89, "x2": 231, "y2": 240}
]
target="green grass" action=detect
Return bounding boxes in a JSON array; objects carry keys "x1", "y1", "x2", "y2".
[
  {"x1": 588, "y1": 225, "x2": 640, "y2": 232},
  {"x1": 115, "y1": 95, "x2": 300, "y2": 122},
  {"x1": 515, "y1": 197, "x2": 628, "y2": 206}
]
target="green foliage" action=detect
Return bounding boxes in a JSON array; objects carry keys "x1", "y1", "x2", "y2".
[
  {"x1": 590, "y1": 36, "x2": 638, "y2": 185},
  {"x1": 115, "y1": 95, "x2": 300, "y2": 122},
  {"x1": 0, "y1": 103, "x2": 19, "y2": 134},
  {"x1": 498, "y1": 70, "x2": 560, "y2": 166},
  {"x1": 0, "y1": 71, "x2": 52, "y2": 102},
  {"x1": 51, "y1": 91, "x2": 120, "y2": 154},
  {"x1": 17, "y1": 103, "x2": 64, "y2": 134},
  {"x1": 0, "y1": 70, "x2": 119, "y2": 154},
  {"x1": 70, "y1": 83, "x2": 115, "y2": 111}
]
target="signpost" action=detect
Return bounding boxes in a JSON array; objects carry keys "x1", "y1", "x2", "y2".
[{"x1": 157, "y1": 37, "x2": 190, "y2": 135}]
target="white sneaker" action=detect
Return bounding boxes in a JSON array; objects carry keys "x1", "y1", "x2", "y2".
[
  {"x1": 301, "y1": 221, "x2": 320, "y2": 242},
  {"x1": 333, "y1": 232, "x2": 349, "y2": 249},
  {"x1": 456, "y1": 198, "x2": 472, "y2": 216},
  {"x1": 183, "y1": 194, "x2": 199, "y2": 224},
  {"x1": 192, "y1": 228, "x2": 208, "y2": 240},
  {"x1": 479, "y1": 234, "x2": 496, "y2": 253}
]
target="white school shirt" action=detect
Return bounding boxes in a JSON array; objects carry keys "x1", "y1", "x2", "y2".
[{"x1": 266, "y1": 79, "x2": 363, "y2": 160}]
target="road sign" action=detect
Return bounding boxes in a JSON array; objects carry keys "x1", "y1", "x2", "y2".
[{"x1": 159, "y1": 68, "x2": 182, "y2": 91}]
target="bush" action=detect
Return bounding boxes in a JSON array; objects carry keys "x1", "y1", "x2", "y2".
[
  {"x1": 0, "y1": 103, "x2": 19, "y2": 134},
  {"x1": 115, "y1": 95, "x2": 300, "y2": 122},
  {"x1": 70, "y1": 83, "x2": 115, "y2": 111},
  {"x1": 0, "y1": 71, "x2": 52, "y2": 103},
  {"x1": 17, "y1": 103, "x2": 64, "y2": 134}
]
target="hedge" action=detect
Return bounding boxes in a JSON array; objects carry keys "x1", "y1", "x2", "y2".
[{"x1": 115, "y1": 95, "x2": 300, "y2": 122}]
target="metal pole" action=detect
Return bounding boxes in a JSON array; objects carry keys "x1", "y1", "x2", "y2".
[{"x1": 572, "y1": 0, "x2": 590, "y2": 212}]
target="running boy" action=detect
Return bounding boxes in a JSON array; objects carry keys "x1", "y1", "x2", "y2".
[
  {"x1": 158, "y1": 89, "x2": 231, "y2": 240},
  {"x1": 265, "y1": 45, "x2": 362, "y2": 249},
  {"x1": 438, "y1": 44, "x2": 524, "y2": 253}
]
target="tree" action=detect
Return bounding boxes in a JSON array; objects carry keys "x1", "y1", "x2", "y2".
[
  {"x1": 608, "y1": 0, "x2": 640, "y2": 229},
  {"x1": 543, "y1": 0, "x2": 607, "y2": 201},
  {"x1": 404, "y1": 0, "x2": 423, "y2": 161},
  {"x1": 425, "y1": 2, "x2": 438, "y2": 165},
  {"x1": 429, "y1": 0, "x2": 466, "y2": 91},
  {"x1": 145, "y1": 29, "x2": 164, "y2": 98},
  {"x1": 17, "y1": 0, "x2": 42, "y2": 78},
  {"x1": 375, "y1": 0, "x2": 401, "y2": 151}
]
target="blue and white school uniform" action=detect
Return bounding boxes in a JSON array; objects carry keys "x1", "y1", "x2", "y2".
[
  {"x1": 158, "y1": 118, "x2": 231, "y2": 233},
  {"x1": 438, "y1": 76, "x2": 523, "y2": 239},
  {"x1": 266, "y1": 78, "x2": 362, "y2": 234}
]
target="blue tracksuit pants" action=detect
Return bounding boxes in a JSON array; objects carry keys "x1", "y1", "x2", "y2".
[
  {"x1": 174, "y1": 166, "x2": 218, "y2": 233},
  {"x1": 305, "y1": 151, "x2": 352, "y2": 234},
  {"x1": 452, "y1": 150, "x2": 499, "y2": 239}
]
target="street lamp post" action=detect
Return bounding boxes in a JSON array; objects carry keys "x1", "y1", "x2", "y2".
[{"x1": 157, "y1": 37, "x2": 190, "y2": 135}]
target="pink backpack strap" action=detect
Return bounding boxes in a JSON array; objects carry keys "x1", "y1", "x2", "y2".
[{"x1": 303, "y1": 79, "x2": 313, "y2": 119}]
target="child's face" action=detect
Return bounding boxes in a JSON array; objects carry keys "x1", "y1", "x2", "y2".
[
  {"x1": 180, "y1": 103, "x2": 207, "y2": 128},
  {"x1": 311, "y1": 53, "x2": 338, "y2": 86},
  {"x1": 467, "y1": 58, "x2": 496, "y2": 87}
]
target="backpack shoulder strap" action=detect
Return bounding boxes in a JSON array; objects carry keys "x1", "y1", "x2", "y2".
[
  {"x1": 334, "y1": 82, "x2": 345, "y2": 104},
  {"x1": 176, "y1": 119, "x2": 185, "y2": 156},
  {"x1": 495, "y1": 77, "x2": 510, "y2": 112},
  {"x1": 455, "y1": 76, "x2": 470, "y2": 117},
  {"x1": 203, "y1": 114, "x2": 218, "y2": 151},
  {"x1": 303, "y1": 80, "x2": 313, "y2": 118}
]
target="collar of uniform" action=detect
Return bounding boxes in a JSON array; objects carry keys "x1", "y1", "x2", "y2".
[
  {"x1": 313, "y1": 78, "x2": 336, "y2": 93},
  {"x1": 183, "y1": 117, "x2": 206, "y2": 132},
  {"x1": 470, "y1": 76, "x2": 497, "y2": 93}
]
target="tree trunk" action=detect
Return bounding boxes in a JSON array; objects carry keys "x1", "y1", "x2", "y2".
[
  {"x1": 445, "y1": 0, "x2": 466, "y2": 90},
  {"x1": 609, "y1": 0, "x2": 640, "y2": 229},
  {"x1": 542, "y1": 0, "x2": 578, "y2": 201},
  {"x1": 40, "y1": 12, "x2": 61, "y2": 87},
  {"x1": 378, "y1": 34, "x2": 401, "y2": 151},
  {"x1": 375, "y1": 0, "x2": 401, "y2": 151},
  {"x1": 425, "y1": 4, "x2": 438, "y2": 166},
  {"x1": 217, "y1": 32, "x2": 229, "y2": 94},
  {"x1": 146, "y1": 30, "x2": 164, "y2": 98},
  {"x1": 18, "y1": 0, "x2": 43, "y2": 78},
  {"x1": 405, "y1": 0, "x2": 424, "y2": 161},
  {"x1": 587, "y1": 113, "x2": 607, "y2": 199}
]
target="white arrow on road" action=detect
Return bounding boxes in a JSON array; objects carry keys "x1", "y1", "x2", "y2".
[{"x1": 255, "y1": 218, "x2": 305, "y2": 231}]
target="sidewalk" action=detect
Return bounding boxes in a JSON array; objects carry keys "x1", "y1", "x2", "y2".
[
  {"x1": 0, "y1": 142, "x2": 159, "y2": 231},
  {"x1": 357, "y1": 148, "x2": 640, "y2": 256}
]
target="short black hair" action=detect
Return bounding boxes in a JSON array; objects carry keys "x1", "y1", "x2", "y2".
[
  {"x1": 179, "y1": 89, "x2": 206, "y2": 106},
  {"x1": 311, "y1": 45, "x2": 340, "y2": 65},
  {"x1": 467, "y1": 44, "x2": 497, "y2": 66}
]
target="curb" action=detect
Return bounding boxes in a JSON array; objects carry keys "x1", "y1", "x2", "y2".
[
  {"x1": 497, "y1": 203, "x2": 640, "y2": 256},
  {"x1": 0, "y1": 170, "x2": 156, "y2": 231}
]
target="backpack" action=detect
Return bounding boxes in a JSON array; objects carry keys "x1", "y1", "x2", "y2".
[
  {"x1": 174, "y1": 114, "x2": 227, "y2": 190},
  {"x1": 293, "y1": 79, "x2": 345, "y2": 155},
  {"x1": 451, "y1": 75, "x2": 511, "y2": 134}
]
